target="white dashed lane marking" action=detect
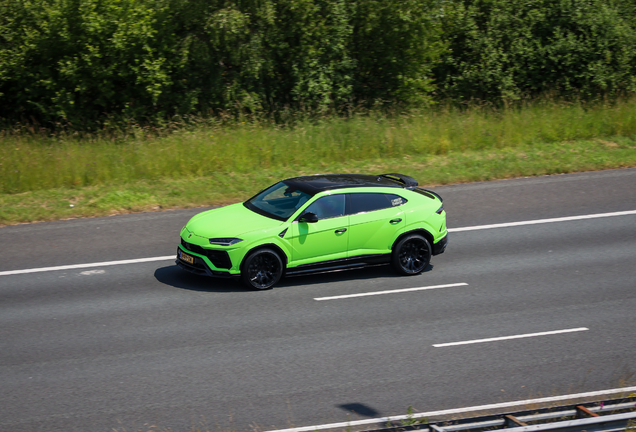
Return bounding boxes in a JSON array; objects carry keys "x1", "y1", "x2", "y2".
[
  {"x1": 314, "y1": 283, "x2": 468, "y2": 301},
  {"x1": 432, "y1": 327, "x2": 589, "y2": 347}
]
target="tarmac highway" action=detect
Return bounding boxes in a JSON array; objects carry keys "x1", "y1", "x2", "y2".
[{"x1": 1, "y1": 168, "x2": 635, "y2": 432}]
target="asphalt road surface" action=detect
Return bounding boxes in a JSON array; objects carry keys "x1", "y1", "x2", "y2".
[{"x1": 1, "y1": 168, "x2": 635, "y2": 432}]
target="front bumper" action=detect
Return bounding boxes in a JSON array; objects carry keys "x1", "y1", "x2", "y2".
[
  {"x1": 176, "y1": 247, "x2": 236, "y2": 278},
  {"x1": 432, "y1": 234, "x2": 448, "y2": 256}
]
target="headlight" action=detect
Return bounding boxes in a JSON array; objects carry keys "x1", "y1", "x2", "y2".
[
  {"x1": 436, "y1": 204, "x2": 444, "y2": 215},
  {"x1": 209, "y1": 238, "x2": 244, "y2": 246}
]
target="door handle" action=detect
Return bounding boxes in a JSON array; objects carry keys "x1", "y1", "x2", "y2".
[
  {"x1": 390, "y1": 218, "x2": 403, "y2": 223},
  {"x1": 335, "y1": 228, "x2": 347, "y2": 234}
]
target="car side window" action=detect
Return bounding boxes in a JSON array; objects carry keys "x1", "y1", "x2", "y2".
[
  {"x1": 304, "y1": 194, "x2": 346, "y2": 220},
  {"x1": 349, "y1": 193, "x2": 406, "y2": 214},
  {"x1": 349, "y1": 193, "x2": 390, "y2": 214}
]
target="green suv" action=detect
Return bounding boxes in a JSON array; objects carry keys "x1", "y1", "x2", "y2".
[{"x1": 176, "y1": 173, "x2": 448, "y2": 290}]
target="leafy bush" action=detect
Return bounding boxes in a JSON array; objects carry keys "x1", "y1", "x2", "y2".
[
  {"x1": 0, "y1": 0, "x2": 183, "y2": 126},
  {"x1": 0, "y1": 0, "x2": 444, "y2": 126},
  {"x1": 435, "y1": 0, "x2": 636, "y2": 102},
  {"x1": 3, "y1": 0, "x2": 636, "y2": 127}
]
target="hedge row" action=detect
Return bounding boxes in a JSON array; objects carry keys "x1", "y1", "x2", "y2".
[
  {"x1": 1, "y1": 0, "x2": 636, "y2": 126},
  {"x1": 436, "y1": 0, "x2": 636, "y2": 101}
]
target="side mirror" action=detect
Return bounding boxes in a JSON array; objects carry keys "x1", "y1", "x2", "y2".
[{"x1": 299, "y1": 212, "x2": 319, "y2": 223}]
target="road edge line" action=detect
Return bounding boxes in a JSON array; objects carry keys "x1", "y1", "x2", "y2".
[
  {"x1": 265, "y1": 386, "x2": 636, "y2": 432},
  {"x1": 4, "y1": 209, "x2": 635, "y2": 277}
]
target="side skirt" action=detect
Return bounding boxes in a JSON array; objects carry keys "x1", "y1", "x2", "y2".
[{"x1": 285, "y1": 254, "x2": 391, "y2": 277}]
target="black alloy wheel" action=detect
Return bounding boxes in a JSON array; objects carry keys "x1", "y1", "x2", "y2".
[
  {"x1": 241, "y1": 248, "x2": 284, "y2": 290},
  {"x1": 392, "y1": 234, "x2": 432, "y2": 275}
]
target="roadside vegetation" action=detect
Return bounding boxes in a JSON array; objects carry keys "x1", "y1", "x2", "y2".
[
  {"x1": 2, "y1": 0, "x2": 636, "y2": 225},
  {"x1": 2, "y1": 97, "x2": 636, "y2": 225}
]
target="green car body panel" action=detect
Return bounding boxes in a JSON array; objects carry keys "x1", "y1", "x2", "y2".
[
  {"x1": 179, "y1": 203, "x2": 287, "y2": 274},
  {"x1": 176, "y1": 174, "x2": 448, "y2": 288}
]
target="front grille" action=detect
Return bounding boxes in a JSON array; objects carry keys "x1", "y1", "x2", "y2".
[{"x1": 181, "y1": 239, "x2": 232, "y2": 269}]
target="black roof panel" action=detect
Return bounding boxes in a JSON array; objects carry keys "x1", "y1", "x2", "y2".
[{"x1": 283, "y1": 174, "x2": 410, "y2": 195}]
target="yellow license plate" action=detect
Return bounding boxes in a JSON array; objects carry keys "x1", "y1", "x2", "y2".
[{"x1": 179, "y1": 250, "x2": 194, "y2": 264}]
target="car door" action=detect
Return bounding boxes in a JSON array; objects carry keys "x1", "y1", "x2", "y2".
[
  {"x1": 289, "y1": 194, "x2": 349, "y2": 266},
  {"x1": 347, "y1": 193, "x2": 407, "y2": 257}
]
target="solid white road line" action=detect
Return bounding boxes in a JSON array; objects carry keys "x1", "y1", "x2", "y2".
[
  {"x1": 433, "y1": 327, "x2": 589, "y2": 348},
  {"x1": 448, "y1": 209, "x2": 636, "y2": 232},
  {"x1": 314, "y1": 283, "x2": 468, "y2": 301},
  {"x1": 265, "y1": 386, "x2": 636, "y2": 432},
  {"x1": 0, "y1": 256, "x2": 175, "y2": 276},
  {"x1": 2, "y1": 209, "x2": 634, "y2": 277}
]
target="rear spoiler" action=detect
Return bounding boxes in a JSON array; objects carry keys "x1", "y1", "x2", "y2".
[{"x1": 379, "y1": 173, "x2": 419, "y2": 190}]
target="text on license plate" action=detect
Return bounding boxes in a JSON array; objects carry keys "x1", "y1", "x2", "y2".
[{"x1": 179, "y1": 251, "x2": 194, "y2": 264}]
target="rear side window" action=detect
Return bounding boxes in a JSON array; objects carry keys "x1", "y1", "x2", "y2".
[
  {"x1": 386, "y1": 194, "x2": 407, "y2": 207},
  {"x1": 349, "y1": 193, "x2": 407, "y2": 214}
]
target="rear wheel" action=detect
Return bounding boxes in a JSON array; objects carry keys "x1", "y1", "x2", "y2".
[
  {"x1": 392, "y1": 234, "x2": 431, "y2": 275},
  {"x1": 241, "y1": 248, "x2": 283, "y2": 290}
]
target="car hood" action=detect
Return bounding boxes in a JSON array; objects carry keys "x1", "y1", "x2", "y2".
[{"x1": 185, "y1": 203, "x2": 282, "y2": 239}]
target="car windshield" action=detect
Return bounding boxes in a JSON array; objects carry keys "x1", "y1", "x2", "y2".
[{"x1": 244, "y1": 181, "x2": 313, "y2": 221}]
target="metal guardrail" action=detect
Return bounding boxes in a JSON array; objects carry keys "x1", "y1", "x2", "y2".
[{"x1": 363, "y1": 397, "x2": 636, "y2": 432}]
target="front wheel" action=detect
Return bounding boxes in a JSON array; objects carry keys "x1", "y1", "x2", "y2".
[
  {"x1": 241, "y1": 248, "x2": 284, "y2": 290},
  {"x1": 392, "y1": 234, "x2": 432, "y2": 275}
]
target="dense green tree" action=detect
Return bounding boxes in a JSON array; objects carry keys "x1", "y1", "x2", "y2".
[
  {"x1": 3, "y1": 0, "x2": 636, "y2": 126},
  {"x1": 0, "y1": 0, "x2": 444, "y2": 126},
  {"x1": 435, "y1": 0, "x2": 636, "y2": 102},
  {"x1": 0, "y1": 0, "x2": 183, "y2": 125}
]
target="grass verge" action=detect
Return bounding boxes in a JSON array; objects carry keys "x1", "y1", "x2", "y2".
[
  {"x1": 2, "y1": 98, "x2": 636, "y2": 225},
  {"x1": 1, "y1": 137, "x2": 635, "y2": 226}
]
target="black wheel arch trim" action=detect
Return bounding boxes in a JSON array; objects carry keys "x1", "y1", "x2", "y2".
[
  {"x1": 392, "y1": 229, "x2": 435, "y2": 252},
  {"x1": 240, "y1": 243, "x2": 289, "y2": 273}
]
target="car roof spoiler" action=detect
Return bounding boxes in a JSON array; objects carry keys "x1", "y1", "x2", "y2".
[{"x1": 378, "y1": 173, "x2": 419, "y2": 190}]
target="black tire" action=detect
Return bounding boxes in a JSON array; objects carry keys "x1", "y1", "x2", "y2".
[
  {"x1": 241, "y1": 248, "x2": 284, "y2": 290},
  {"x1": 392, "y1": 234, "x2": 432, "y2": 276}
]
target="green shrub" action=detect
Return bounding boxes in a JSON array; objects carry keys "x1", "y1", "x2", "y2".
[
  {"x1": 0, "y1": 0, "x2": 183, "y2": 126},
  {"x1": 435, "y1": 0, "x2": 636, "y2": 102},
  {"x1": 0, "y1": 0, "x2": 444, "y2": 126}
]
